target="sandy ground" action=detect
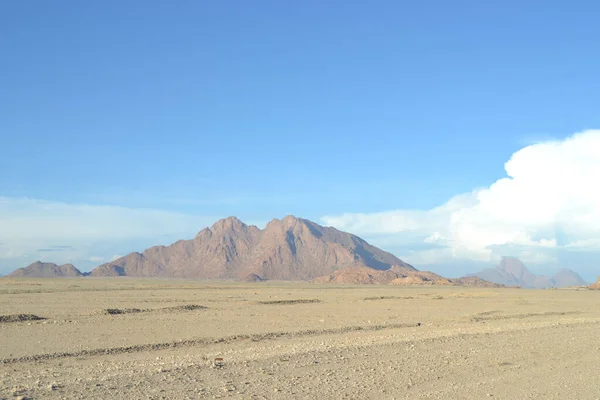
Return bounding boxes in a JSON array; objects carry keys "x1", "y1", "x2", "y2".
[{"x1": 1, "y1": 278, "x2": 599, "y2": 399}]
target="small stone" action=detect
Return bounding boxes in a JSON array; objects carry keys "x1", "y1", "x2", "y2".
[{"x1": 12, "y1": 386, "x2": 27, "y2": 395}]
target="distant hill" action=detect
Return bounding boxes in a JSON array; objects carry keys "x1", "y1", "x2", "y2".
[
  {"x1": 471, "y1": 257, "x2": 586, "y2": 288},
  {"x1": 7, "y1": 261, "x2": 83, "y2": 278},
  {"x1": 312, "y1": 266, "x2": 503, "y2": 287},
  {"x1": 552, "y1": 269, "x2": 588, "y2": 288},
  {"x1": 589, "y1": 277, "x2": 600, "y2": 289},
  {"x1": 90, "y1": 215, "x2": 416, "y2": 280}
]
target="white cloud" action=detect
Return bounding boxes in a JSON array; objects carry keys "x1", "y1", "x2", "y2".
[
  {"x1": 0, "y1": 197, "x2": 215, "y2": 241},
  {"x1": 322, "y1": 129, "x2": 600, "y2": 266},
  {"x1": 0, "y1": 198, "x2": 216, "y2": 272}
]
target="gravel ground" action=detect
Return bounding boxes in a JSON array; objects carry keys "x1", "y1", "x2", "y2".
[{"x1": 1, "y1": 278, "x2": 599, "y2": 399}]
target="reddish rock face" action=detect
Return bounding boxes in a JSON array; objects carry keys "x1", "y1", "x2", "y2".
[{"x1": 90, "y1": 216, "x2": 415, "y2": 281}]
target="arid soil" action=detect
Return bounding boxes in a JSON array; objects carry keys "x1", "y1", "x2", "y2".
[{"x1": 1, "y1": 278, "x2": 599, "y2": 399}]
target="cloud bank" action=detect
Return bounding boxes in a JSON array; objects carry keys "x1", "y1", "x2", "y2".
[
  {"x1": 0, "y1": 198, "x2": 215, "y2": 273},
  {"x1": 322, "y1": 130, "x2": 600, "y2": 269}
]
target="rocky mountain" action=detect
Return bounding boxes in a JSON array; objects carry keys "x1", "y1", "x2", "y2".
[
  {"x1": 7, "y1": 261, "x2": 83, "y2": 278},
  {"x1": 91, "y1": 216, "x2": 416, "y2": 280},
  {"x1": 589, "y1": 278, "x2": 600, "y2": 289},
  {"x1": 552, "y1": 269, "x2": 587, "y2": 288},
  {"x1": 312, "y1": 266, "x2": 503, "y2": 287},
  {"x1": 472, "y1": 257, "x2": 586, "y2": 288}
]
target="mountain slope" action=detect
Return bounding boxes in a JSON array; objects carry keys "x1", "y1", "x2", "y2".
[
  {"x1": 472, "y1": 257, "x2": 586, "y2": 288},
  {"x1": 589, "y1": 278, "x2": 600, "y2": 289},
  {"x1": 8, "y1": 261, "x2": 83, "y2": 278},
  {"x1": 91, "y1": 216, "x2": 416, "y2": 280}
]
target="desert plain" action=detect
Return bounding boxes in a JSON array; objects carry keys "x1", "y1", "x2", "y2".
[{"x1": 1, "y1": 278, "x2": 599, "y2": 399}]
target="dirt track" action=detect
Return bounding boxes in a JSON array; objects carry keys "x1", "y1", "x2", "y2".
[{"x1": 1, "y1": 278, "x2": 599, "y2": 399}]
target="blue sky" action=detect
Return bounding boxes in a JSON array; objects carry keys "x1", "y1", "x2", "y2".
[{"x1": 1, "y1": 1, "x2": 600, "y2": 280}]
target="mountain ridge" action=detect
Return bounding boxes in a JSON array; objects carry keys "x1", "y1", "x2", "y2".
[
  {"x1": 471, "y1": 257, "x2": 586, "y2": 288},
  {"x1": 90, "y1": 215, "x2": 416, "y2": 281}
]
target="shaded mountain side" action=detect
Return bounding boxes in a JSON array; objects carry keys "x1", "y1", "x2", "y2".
[
  {"x1": 91, "y1": 215, "x2": 416, "y2": 281},
  {"x1": 312, "y1": 266, "x2": 503, "y2": 287},
  {"x1": 472, "y1": 257, "x2": 586, "y2": 288},
  {"x1": 7, "y1": 261, "x2": 83, "y2": 278}
]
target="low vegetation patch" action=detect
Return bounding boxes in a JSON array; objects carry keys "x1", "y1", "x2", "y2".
[
  {"x1": 164, "y1": 304, "x2": 208, "y2": 311},
  {"x1": 0, "y1": 314, "x2": 45, "y2": 323},
  {"x1": 364, "y1": 296, "x2": 414, "y2": 300},
  {"x1": 258, "y1": 299, "x2": 322, "y2": 305},
  {"x1": 103, "y1": 304, "x2": 207, "y2": 315},
  {"x1": 104, "y1": 308, "x2": 145, "y2": 315}
]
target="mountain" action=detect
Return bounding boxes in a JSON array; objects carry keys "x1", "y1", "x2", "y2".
[
  {"x1": 498, "y1": 257, "x2": 538, "y2": 286},
  {"x1": 551, "y1": 269, "x2": 587, "y2": 287},
  {"x1": 472, "y1": 257, "x2": 586, "y2": 288},
  {"x1": 7, "y1": 261, "x2": 83, "y2": 278},
  {"x1": 312, "y1": 266, "x2": 503, "y2": 287},
  {"x1": 589, "y1": 278, "x2": 600, "y2": 289},
  {"x1": 91, "y1": 215, "x2": 416, "y2": 280}
]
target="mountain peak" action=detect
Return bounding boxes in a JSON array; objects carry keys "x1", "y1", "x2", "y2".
[
  {"x1": 209, "y1": 216, "x2": 246, "y2": 231},
  {"x1": 266, "y1": 215, "x2": 301, "y2": 228},
  {"x1": 497, "y1": 257, "x2": 536, "y2": 285},
  {"x1": 473, "y1": 257, "x2": 586, "y2": 288},
  {"x1": 89, "y1": 215, "x2": 415, "y2": 280},
  {"x1": 8, "y1": 261, "x2": 83, "y2": 278},
  {"x1": 551, "y1": 268, "x2": 586, "y2": 287}
]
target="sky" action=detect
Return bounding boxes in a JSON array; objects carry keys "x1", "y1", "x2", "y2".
[{"x1": 1, "y1": 1, "x2": 599, "y2": 280}]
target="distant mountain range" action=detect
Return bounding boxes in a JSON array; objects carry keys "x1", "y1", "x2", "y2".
[
  {"x1": 4, "y1": 217, "x2": 593, "y2": 289},
  {"x1": 471, "y1": 257, "x2": 586, "y2": 288},
  {"x1": 8, "y1": 261, "x2": 84, "y2": 278},
  {"x1": 4, "y1": 216, "x2": 495, "y2": 286}
]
